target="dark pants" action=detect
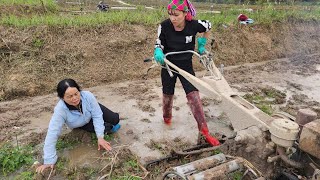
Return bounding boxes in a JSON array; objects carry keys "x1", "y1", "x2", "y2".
[
  {"x1": 161, "y1": 63, "x2": 198, "y2": 95},
  {"x1": 78, "y1": 103, "x2": 119, "y2": 133}
]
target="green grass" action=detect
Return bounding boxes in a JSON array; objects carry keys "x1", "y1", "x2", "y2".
[
  {"x1": 32, "y1": 37, "x2": 45, "y2": 48},
  {"x1": 90, "y1": 133, "x2": 114, "y2": 142},
  {"x1": 0, "y1": 9, "x2": 165, "y2": 27},
  {"x1": 1, "y1": 0, "x2": 55, "y2": 6},
  {"x1": 113, "y1": 176, "x2": 141, "y2": 180},
  {"x1": 124, "y1": 159, "x2": 140, "y2": 172},
  {"x1": 0, "y1": 4, "x2": 320, "y2": 27},
  {"x1": 243, "y1": 93, "x2": 275, "y2": 115},
  {"x1": 0, "y1": 144, "x2": 34, "y2": 176},
  {"x1": 55, "y1": 157, "x2": 69, "y2": 171},
  {"x1": 242, "y1": 87, "x2": 287, "y2": 115},
  {"x1": 0, "y1": 0, "x2": 59, "y2": 12},
  {"x1": 13, "y1": 171, "x2": 35, "y2": 180},
  {"x1": 56, "y1": 138, "x2": 80, "y2": 150},
  {"x1": 212, "y1": 149, "x2": 223, "y2": 154},
  {"x1": 229, "y1": 170, "x2": 244, "y2": 180},
  {"x1": 257, "y1": 104, "x2": 274, "y2": 115}
]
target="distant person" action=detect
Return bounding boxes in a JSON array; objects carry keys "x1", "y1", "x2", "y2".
[
  {"x1": 36, "y1": 78, "x2": 121, "y2": 173},
  {"x1": 153, "y1": 0, "x2": 220, "y2": 146},
  {"x1": 238, "y1": 13, "x2": 254, "y2": 25},
  {"x1": 97, "y1": 1, "x2": 109, "y2": 12}
]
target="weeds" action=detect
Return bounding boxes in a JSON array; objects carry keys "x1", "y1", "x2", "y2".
[
  {"x1": 0, "y1": 144, "x2": 34, "y2": 176},
  {"x1": 113, "y1": 175, "x2": 141, "y2": 180},
  {"x1": 229, "y1": 170, "x2": 244, "y2": 180},
  {"x1": 212, "y1": 149, "x2": 223, "y2": 154},
  {"x1": 243, "y1": 87, "x2": 286, "y2": 115},
  {"x1": 91, "y1": 133, "x2": 114, "y2": 143},
  {"x1": 0, "y1": 0, "x2": 58, "y2": 12},
  {"x1": 113, "y1": 159, "x2": 146, "y2": 179},
  {"x1": 1, "y1": 0, "x2": 55, "y2": 6},
  {"x1": 257, "y1": 104, "x2": 273, "y2": 115},
  {"x1": 32, "y1": 38, "x2": 45, "y2": 48},
  {"x1": 56, "y1": 138, "x2": 80, "y2": 150},
  {"x1": 13, "y1": 171, "x2": 35, "y2": 180},
  {"x1": 124, "y1": 159, "x2": 140, "y2": 172},
  {"x1": 0, "y1": 9, "x2": 165, "y2": 27},
  {"x1": 55, "y1": 157, "x2": 69, "y2": 172},
  {"x1": 1, "y1": 4, "x2": 319, "y2": 27}
]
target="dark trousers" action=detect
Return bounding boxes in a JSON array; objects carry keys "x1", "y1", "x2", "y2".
[
  {"x1": 161, "y1": 63, "x2": 198, "y2": 95},
  {"x1": 78, "y1": 103, "x2": 119, "y2": 133}
]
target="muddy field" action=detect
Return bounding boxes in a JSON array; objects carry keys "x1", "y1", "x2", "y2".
[
  {"x1": 1, "y1": 1, "x2": 320, "y2": 179},
  {"x1": 1, "y1": 52, "x2": 319, "y2": 179}
]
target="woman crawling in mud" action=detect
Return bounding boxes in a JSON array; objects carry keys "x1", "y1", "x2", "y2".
[
  {"x1": 36, "y1": 78, "x2": 121, "y2": 173},
  {"x1": 153, "y1": 0, "x2": 220, "y2": 146}
]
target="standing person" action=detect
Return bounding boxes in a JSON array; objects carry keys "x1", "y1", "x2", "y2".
[
  {"x1": 36, "y1": 79, "x2": 121, "y2": 173},
  {"x1": 97, "y1": 1, "x2": 109, "y2": 12},
  {"x1": 153, "y1": 0, "x2": 220, "y2": 146}
]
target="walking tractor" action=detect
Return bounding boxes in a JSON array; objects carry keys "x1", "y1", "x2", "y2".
[{"x1": 144, "y1": 49, "x2": 320, "y2": 180}]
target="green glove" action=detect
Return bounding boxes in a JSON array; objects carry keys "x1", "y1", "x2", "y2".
[
  {"x1": 154, "y1": 47, "x2": 164, "y2": 65},
  {"x1": 197, "y1": 37, "x2": 207, "y2": 55}
]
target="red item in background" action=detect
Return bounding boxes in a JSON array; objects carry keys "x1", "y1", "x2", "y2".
[{"x1": 238, "y1": 14, "x2": 248, "y2": 21}]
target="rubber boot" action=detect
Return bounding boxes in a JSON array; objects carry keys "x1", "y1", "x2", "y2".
[
  {"x1": 200, "y1": 125, "x2": 220, "y2": 146},
  {"x1": 186, "y1": 91, "x2": 220, "y2": 146},
  {"x1": 111, "y1": 124, "x2": 121, "y2": 133},
  {"x1": 163, "y1": 94, "x2": 174, "y2": 125}
]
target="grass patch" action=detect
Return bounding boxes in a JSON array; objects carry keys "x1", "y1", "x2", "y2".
[
  {"x1": 56, "y1": 138, "x2": 80, "y2": 150},
  {"x1": 256, "y1": 104, "x2": 274, "y2": 115},
  {"x1": 229, "y1": 170, "x2": 244, "y2": 180},
  {"x1": 32, "y1": 37, "x2": 45, "y2": 48},
  {"x1": 0, "y1": 144, "x2": 34, "y2": 176},
  {"x1": 13, "y1": 171, "x2": 35, "y2": 180},
  {"x1": 0, "y1": 4, "x2": 320, "y2": 27},
  {"x1": 243, "y1": 87, "x2": 286, "y2": 115},
  {"x1": 55, "y1": 156, "x2": 69, "y2": 171},
  {"x1": 0, "y1": 0, "x2": 56, "y2": 6},
  {"x1": 113, "y1": 175, "x2": 141, "y2": 180},
  {"x1": 113, "y1": 158, "x2": 142, "y2": 180},
  {"x1": 91, "y1": 133, "x2": 114, "y2": 142},
  {"x1": 212, "y1": 149, "x2": 223, "y2": 154},
  {"x1": 124, "y1": 159, "x2": 140, "y2": 172},
  {"x1": 0, "y1": 0, "x2": 59, "y2": 12},
  {"x1": 0, "y1": 9, "x2": 165, "y2": 27}
]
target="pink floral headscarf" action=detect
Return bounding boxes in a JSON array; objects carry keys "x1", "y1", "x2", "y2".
[{"x1": 167, "y1": 0, "x2": 196, "y2": 21}]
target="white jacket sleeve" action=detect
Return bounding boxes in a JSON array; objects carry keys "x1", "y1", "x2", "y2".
[
  {"x1": 87, "y1": 92, "x2": 105, "y2": 138},
  {"x1": 43, "y1": 107, "x2": 65, "y2": 165}
]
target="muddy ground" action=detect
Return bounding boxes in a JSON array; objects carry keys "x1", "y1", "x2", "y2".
[
  {"x1": 1, "y1": 51, "x2": 319, "y2": 179},
  {"x1": 0, "y1": 2, "x2": 320, "y2": 179}
]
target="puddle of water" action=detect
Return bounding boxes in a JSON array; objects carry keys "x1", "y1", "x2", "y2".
[
  {"x1": 63, "y1": 143, "x2": 117, "y2": 170},
  {"x1": 63, "y1": 143, "x2": 107, "y2": 168}
]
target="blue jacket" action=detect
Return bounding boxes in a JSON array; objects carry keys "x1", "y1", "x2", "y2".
[{"x1": 43, "y1": 91, "x2": 105, "y2": 164}]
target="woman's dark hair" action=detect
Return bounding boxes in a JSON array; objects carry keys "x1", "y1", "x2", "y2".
[{"x1": 57, "y1": 79, "x2": 81, "y2": 98}]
